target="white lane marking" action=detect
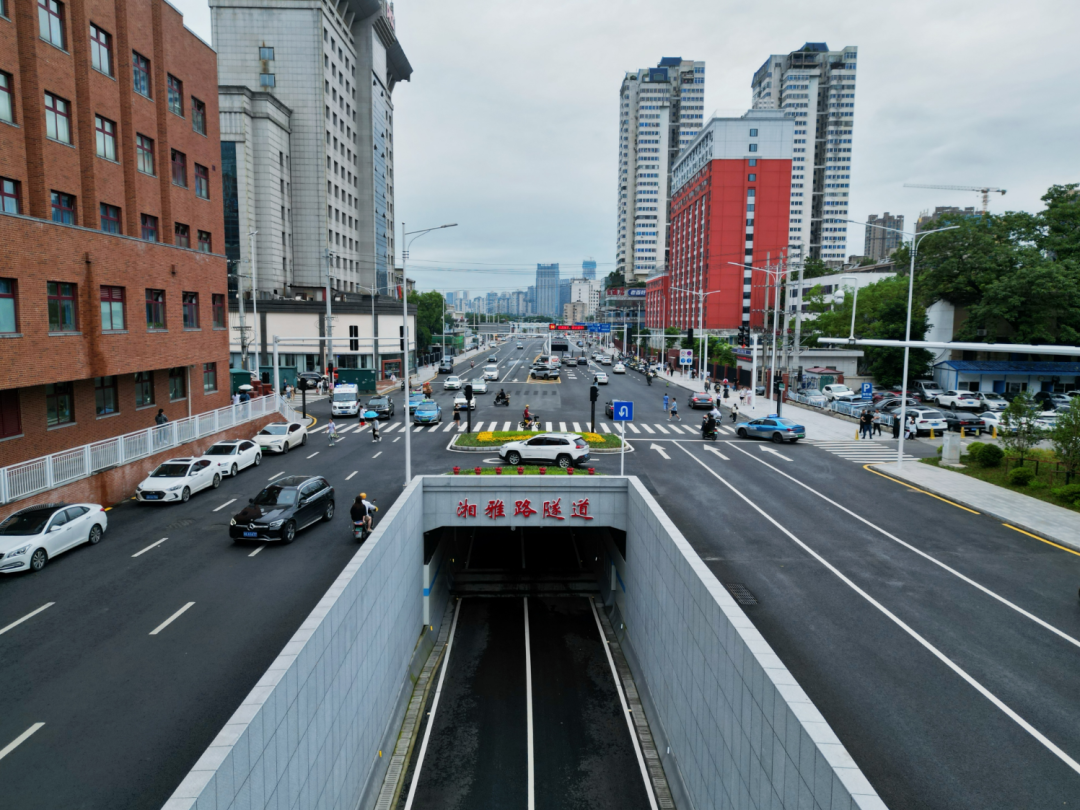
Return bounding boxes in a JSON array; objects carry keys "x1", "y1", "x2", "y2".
[
  {"x1": 572, "y1": 422, "x2": 581, "y2": 432},
  {"x1": 442, "y1": 421, "x2": 455, "y2": 432},
  {"x1": 414, "y1": 426, "x2": 424, "y2": 433},
  {"x1": 307, "y1": 451, "x2": 320, "y2": 459},
  {"x1": 681, "y1": 425, "x2": 699, "y2": 435},
  {"x1": 393, "y1": 437, "x2": 401, "y2": 443},
  {"x1": 0, "y1": 603, "x2": 55, "y2": 636},
  {"x1": 0, "y1": 723, "x2": 46, "y2": 763},
  {"x1": 727, "y1": 442, "x2": 1080, "y2": 653},
  {"x1": 404, "y1": 600, "x2": 463, "y2": 810},
  {"x1": 346, "y1": 471, "x2": 358, "y2": 481},
  {"x1": 759, "y1": 446, "x2": 791, "y2": 461},
  {"x1": 650, "y1": 443, "x2": 670, "y2": 460},
  {"x1": 503, "y1": 422, "x2": 511, "y2": 431},
  {"x1": 704, "y1": 445, "x2": 730, "y2": 461},
  {"x1": 372, "y1": 451, "x2": 383, "y2": 459},
  {"x1": 149, "y1": 602, "x2": 195, "y2": 635},
  {"x1": 654, "y1": 424, "x2": 670, "y2": 434},
  {"x1": 457, "y1": 422, "x2": 466, "y2": 432},
  {"x1": 132, "y1": 537, "x2": 168, "y2": 558},
  {"x1": 559, "y1": 422, "x2": 567, "y2": 432},
  {"x1": 267, "y1": 471, "x2": 285, "y2": 481},
  {"x1": 248, "y1": 545, "x2": 265, "y2": 557},
  {"x1": 589, "y1": 598, "x2": 660, "y2": 810},
  {"x1": 525, "y1": 597, "x2": 536, "y2": 810},
  {"x1": 674, "y1": 443, "x2": 1080, "y2": 778},
  {"x1": 626, "y1": 424, "x2": 640, "y2": 434},
  {"x1": 600, "y1": 424, "x2": 611, "y2": 434},
  {"x1": 212, "y1": 498, "x2": 236, "y2": 512}
]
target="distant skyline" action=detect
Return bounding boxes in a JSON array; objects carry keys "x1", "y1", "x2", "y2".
[{"x1": 170, "y1": 0, "x2": 1080, "y2": 295}]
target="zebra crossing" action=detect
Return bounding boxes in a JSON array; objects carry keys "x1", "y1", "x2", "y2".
[{"x1": 802, "y1": 439, "x2": 917, "y2": 464}]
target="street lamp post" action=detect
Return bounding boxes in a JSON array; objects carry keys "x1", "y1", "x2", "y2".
[
  {"x1": 402, "y1": 222, "x2": 458, "y2": 488},
  {"x1": 729, "y1": 259, "x2": 788, "y2": 411},
  {"x1": 670, "y1": 286, "x2": 725, "y2": 390},
  {"x1": 840, "y1": 275, "x2": 860, "y2": 341},
  {"x1": 324, "y1": 248, "x2": 336, "y2": 377},
  {"x1": 248, "y1": 230, "x2": 260, "y2": 376}
]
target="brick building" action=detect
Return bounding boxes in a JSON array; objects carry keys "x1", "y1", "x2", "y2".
[{"x1": 0, "y1": 0, "x2": 229, "y2": 468}]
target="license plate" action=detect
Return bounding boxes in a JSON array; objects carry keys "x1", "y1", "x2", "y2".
[
  {"x1": 144, "y1": 494, "x2": 160, "y2": 500},
  {"x1": 243, "y1": 531, "x2": 259, "y2": 538}
]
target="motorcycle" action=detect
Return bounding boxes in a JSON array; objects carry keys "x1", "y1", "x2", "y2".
[
  {"x1": 494, "y1": 394, "x2": 511, "y2": 406},
  {"x1": 646, "y1": 373, "x2": 653, "y2": 386},
  {"x1": 353, "y1": 503, "x2": 378, "y2": 542},
  {"x1": 702, "y1": 417, "x2": 719, "y2": 441}
]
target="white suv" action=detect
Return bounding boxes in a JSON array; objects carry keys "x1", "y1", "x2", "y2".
[{"x1": 498, "y1": 433, "x2": 591, "y2": 469}]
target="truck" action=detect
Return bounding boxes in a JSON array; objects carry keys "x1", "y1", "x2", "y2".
[{"x1": 331, "y1": 383, "x2": 361, "y2": 417}]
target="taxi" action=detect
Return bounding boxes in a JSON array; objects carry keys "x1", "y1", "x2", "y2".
[{"x1": 734, "y1": 414, "x2": 805, "y2": 444}]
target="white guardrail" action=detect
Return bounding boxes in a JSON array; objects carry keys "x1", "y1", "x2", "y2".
[{"x1": 0, "y1": 395, "x2": 303, "y2": 507}]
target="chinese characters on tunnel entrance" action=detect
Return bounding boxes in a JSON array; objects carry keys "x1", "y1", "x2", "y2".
[{"x1": 456, "y1": 497, "x2": 594, "y2": 521}]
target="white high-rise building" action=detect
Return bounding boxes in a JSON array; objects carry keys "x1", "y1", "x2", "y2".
[
  {"x1": 751, "y1": 43, "x2": 857, "y2": 266},
  {"x1": 211, "y1": 0, "x2": 411, "y2": 299},
  {"x1": 616, "y1": 58, "x2": 705, "y2": 284},
  {"x1": 570, "y1": 278, "x2": 602, "y2": 317}
]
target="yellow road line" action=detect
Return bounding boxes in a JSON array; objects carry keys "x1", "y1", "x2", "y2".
[
  {"x1": 862, "y1": 464, "x2": 980, "y2": 514},
  {"x1": 1002, "y1": 524, "x2": 1080, "y2": 558}
]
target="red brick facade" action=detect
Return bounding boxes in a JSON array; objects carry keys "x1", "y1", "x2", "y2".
[{"x1": 0, "y1": 0, "x2": 228, "y2": 467}]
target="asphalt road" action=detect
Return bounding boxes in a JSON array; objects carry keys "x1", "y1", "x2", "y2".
[{"x1": 2, "y1": 332, "x2": 1080, "y2": 809}]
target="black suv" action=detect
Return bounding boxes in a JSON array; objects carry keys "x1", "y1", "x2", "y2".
[
  {"x1": 365, "y1": 395, "x2": 394, "y2": 418},
  {"x1": 230, "y1": 476, "x2": 335, "y2": 544}
]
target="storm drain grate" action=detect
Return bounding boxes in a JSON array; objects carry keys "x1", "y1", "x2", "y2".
[
  {"x1": 724, "y1": 583, "x2": 758, "y2": 606},
  {"x1": 166, "y1": 518, "x2": 196, "y2": 531}
]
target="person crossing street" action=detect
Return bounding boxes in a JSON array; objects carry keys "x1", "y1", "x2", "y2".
[
  {"x1": 663, "y1": 393, "x2": 670, "y2": 415},
  {"x1": 668, "y1": 399, "x2": 681, "y2": 421}
]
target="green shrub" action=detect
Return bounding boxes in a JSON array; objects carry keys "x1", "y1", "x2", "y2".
[
  {"x1": 965, "y1": 441, "x2": 986, "y2": 462},
  {"x1": 1026, "y1": 447, "x2": 1060, "y2": 463},
  {"x1": 978, "y1": 444, "x2": 1004, "y2": 467},
  {"x1": 1008, "y1": 467, "x2": 1035, "y2": 486},
  {"x1": 936, "y1": 445, "x2": 944, "y2": 456},
  {"x1": 1051, "y1": 483, "x2": 1080, "y2": 505}
]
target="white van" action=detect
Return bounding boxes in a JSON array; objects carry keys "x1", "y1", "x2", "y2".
[{"x1": 331, "y1": 383, "x2": 361, "y2": 416}]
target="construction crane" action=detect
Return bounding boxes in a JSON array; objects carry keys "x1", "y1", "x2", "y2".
[{"x1": 903, "y1": 184, "x2": 1007, "y2": 214}]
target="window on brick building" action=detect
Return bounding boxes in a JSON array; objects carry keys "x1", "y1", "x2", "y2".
[
  {"x1": 38, "y1": 0, "x2": 65, "y2": 49},
  {"x1": 94, "y1": 375, "x2": 118, "y2": 415},
  {"x1": 134, "y1": 371, "x2": 154, "y2": 407},
  {"x1": 174, "y1": 222, "x2": 189, "y2": 248},
  {"x1": 167, "y1": 74, "x2": 183, "y2": 116},
  {"x1": 95, "y1": 114, "x2": 116, "y2": 160},
  {"x1": 99, "y1": 285, "x2": 124, "y2": 330},
  {"x1": 0, "y1": 72, "x2": 14, "y2": 124},
  {"x1": 202, "y1": 362, "x2": 217, "y2": 393},
  {"x1": 136, "y1": 134, "x2": 154, "y2": 174},
  {"x1": 45, "y1": 92, "x2": 71, "y2": 143},
  {"x1": 50, "y1": 191, "x2": 75, "y2": 224},
  {"x1": 182, "y1": 291, "x2": 198, "y2": 328},
  {"x1": 197, "y1": 230, "x2": 211, "y2": 253},
  {"x1": 0, "y1": 278, "x2": 17, "y2": 333},
  {"x1": 191, "y1": 97, "x2": 206, "y2": 135},
  {"x1": 0, "y1": 389, "x2": 21, "y2": 439},
  {"x1": 171, "y1": 149, "x2": 186, "y2": 186},
  {"x1": 168, "y1": 367, "x2": 186, "y2": 400},
  {"x1": 132, "y1": 51, "x2": 151, "y2": 97},
  {"x1": 140, "y1": 213, "x2": 157, "y2": 242},
  {"x1": 46, "y1": 382, "x2": 74, "y2": 426},
  {"x1": 145, "y1": 288, "x2": 166, "y2": 329},
  {"x1": 194, "y1": 164, "x2": 209, "y2": 199},
  {"x1": 212, "y1": 293, "x2": 225, "y2": 328},
  {"x1": 1, "y1": 178, "x2": 19, "y2": 214},
  {"x1": 90, "y1": 24, "x2": 112, "y2": 75},
  {"x1": 47, "y1": 281, "x2": 77, "y2": 331},
  {"x1": 99, "y1": 202, "x2": 120, "y2": 233}
]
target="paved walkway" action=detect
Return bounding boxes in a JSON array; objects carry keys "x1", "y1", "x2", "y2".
[{"x1": 874, "y1": 460, "x2": 1080, "y2": 553}]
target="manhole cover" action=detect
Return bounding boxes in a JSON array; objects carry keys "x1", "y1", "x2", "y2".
[
  {"x1": 165, "y1": 518, "x2": 196, "y2": 531},
  {"x1": 724, "y1": 583, "x2": 758, "y2": 606}
]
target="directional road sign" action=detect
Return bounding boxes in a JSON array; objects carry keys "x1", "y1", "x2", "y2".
[{"x1": 612, "y1": 400, "x2": 634, "y2": 421}]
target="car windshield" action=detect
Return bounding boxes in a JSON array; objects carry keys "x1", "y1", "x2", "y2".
[
  {"x1": 260, "y1": 424, "x2": 289, "y2": 435},
  {"x1": 253, "y1": 486, "x2": 298, "y2": 507},
  {"x1": 984, "y1": 394, "x2": 1005, "y2": 400},
  {"x1": 333, "y1": 391, "x2": 357, "y2": 402},
  {"x1": 0, "y1": 510, "x2": 58, "y2": 535},
  {"x1": 151, "y1": 463, "x2": 191, "y2": 477},
  {"x1": 368, "y1": 398, "x2": 388, "y2": 406},
  {"x1": 204, "y1": 445, "x2": 236, "y2": 456},
  {"x1": 418, "y1": 403, "x2": 438, "y2": 412}
]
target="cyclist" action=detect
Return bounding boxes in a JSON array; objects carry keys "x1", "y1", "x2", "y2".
[
  {"x1": 350, "y1": 493, "x2": 378, "y2": 534},
  {"x1": 522, "y1": 404, "x2": 532, "y2": 428}
]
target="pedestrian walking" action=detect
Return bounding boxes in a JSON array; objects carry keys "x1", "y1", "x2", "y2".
[
  {"x1": 738, "y1": 388, "x2": 746, "y2": 407},
  {"x1": 892, "y1": 414, "x2": 901, "y2": 439},
  {"x1": 668, "y1": 399, "x2": 681, "y2": 421},
  {"x1": 328, "y1": 418, "x2": 339, "y2": 446},
  {"x1": 453, "y1": 407, "x2": 461, "y2": 429},
  {"x1": 859, "y1": 410, "x2": 873, "y2": 439},
  {"x1": 232, "y1": 392, "x2": 240, "y2": 406},
  {"x1": 663, "y1": 393, "x2": 670, "y2": 414},
  {"x1": 371, "y1": 418, "x2": 381, "y2": 442},
  {"x1": 905, "y1": 414, "x2": 917, "y2": 441},
  {"x1": 872, "y1": 411, "x2": 883, "y2": 437},
  {"x1": 729, "y1": 400, "x2": 739, "y2": 423}
]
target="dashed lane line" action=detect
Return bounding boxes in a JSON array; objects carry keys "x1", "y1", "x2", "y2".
[
  {"x1": 0, "y1": 603, "x2": 55, "y2": 636},
  {"x1": 0, "y1": 724, "x2": 46, "y2": 763},
  {"x1": 307, "y1": 452, "x2": 320, "y2": 459},
  {"x1": 267, "y1": 471, "x2": 285, "y2": 481},
  {"x1": 149, "y1": 602, "x2": 195, "y2": 635},
  {"x1": 212, "y1": 499, "x2": 236, "y2": 512},
  {"x1": 373, "y1": 451, "x2": 383, "y2": 458},
  {"x1": 131, "y1": 538, "x2": 168, "y2": 558},
  {"x1": 248, "y1": 545, "x2": 264, "y2": 558},
  {"x1": 346, "y1": 471, "x2": 358, "y2": 481}
]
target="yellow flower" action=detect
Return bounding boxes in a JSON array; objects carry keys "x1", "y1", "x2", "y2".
[
  {"x1": 582, "y1": 433, "x2": 604, "y2": 443},
  {"x1": 478, "y1": 432, "x2": 494, "y2": 441}
]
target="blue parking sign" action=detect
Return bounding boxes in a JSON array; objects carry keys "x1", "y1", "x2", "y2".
[
  {"x1": 612, "y1": 400, "x2": 634, "y2": 421},
  {"x1": 861, "y1": 382, "x2": 873, "y2": 400}
]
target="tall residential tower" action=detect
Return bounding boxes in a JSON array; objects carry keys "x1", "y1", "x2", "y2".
[
  {"x1": 615, "y1": 58, "x2": 705, "y2": 284},
  {"x1": 751, "y1": 43, "x2": 857, "y2": 267}
]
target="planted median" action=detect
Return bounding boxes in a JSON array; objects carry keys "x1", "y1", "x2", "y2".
[{"x1": 454, "y1": 430, "x2": 625, "y2": 450}]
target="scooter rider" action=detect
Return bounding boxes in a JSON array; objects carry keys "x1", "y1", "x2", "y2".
[
  {"x1": 703, "y1": 412, "x2": 717, "y2": 438},
  {"x1": 495, "y1": 388, "x2": 508, "y2": 404},
  {"x1": 350, "y1": 493, "x2": 378, "y2": 535}
]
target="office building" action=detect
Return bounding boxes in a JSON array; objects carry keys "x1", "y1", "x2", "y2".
[
  {"x1": 0, "y1": 0, "x2": 228, "y2": 468},
  {"x1": 558, "y1": 278, "x2": 572, "y2": 317},
  {"x1": 570, "y1": 278, "x2": 603, "y2": 317},
  {"x1": 917, "y1": 206, "x2": 976, "y2": 231},
  {"x1": 752, "y1": 43, "x2": 858, "y2": 266},
  {"x1": 660, "y1": 111, "x2": 794, "y2": 331},
  {"x1": 535, "y1": 263, "x2": 559, "y2": 318},
  {"x1": 563, "y1": 301, "x2": 589, "y2": 324},
  {"x1": 616, "y1": 57, "x2": 705, "y2": 283},
  {"x1": 582, "y1": 259, "x2": 597, "y2": 280},
  {"x1": 211, "y1": 0, "x2": 412, "y2": 299},
  {"x1": 864, "y1": 212, "x2": 904, "y2": 260}
]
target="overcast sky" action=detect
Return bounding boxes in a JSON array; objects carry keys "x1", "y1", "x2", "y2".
[{"x1": 175, "y1": 0, "x2": 1079, "y2": 296}]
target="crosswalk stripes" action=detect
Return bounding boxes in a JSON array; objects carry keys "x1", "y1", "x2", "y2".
[
  {"x1": 600, "y1": 424, "x2": 611, "y2": 433},
  {"x1": 443, "y1": 421, "x2": 456, "y2": 432},
  {"x1": 626, "y1": 424, "x2": 640, "y2": 434},
  {"x1": 458, "y1": 421, "x2": 466, "y2": 432},
  {"x1": 503, "y1": 422, "x2": 511, "y2": 432},
  {"x1": 803, "y1": 439, "x2": 917, "y2": 464},
  {"x1": 572, "y1": 422, "x2": 581, "y2": 433},
  {"x1": 546, "y1": 422, "x2": 554, "y2": 432},
  {"x1": 559, "y1": 422, "x2": 567, "y2": 432},
  {"x1": 681, "y1": 425, "x2": 699, "y2": 435},
  {"x1": 641, "y1": 424, "x2": 655, "y2": 434},
  {"x1": 654, "y1": 424, "x2": 669, "y2": 434}
]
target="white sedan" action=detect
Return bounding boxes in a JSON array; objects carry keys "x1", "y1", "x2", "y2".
[
  {"x1": 136, "y1": 457, "x2": 220, "y2": 503},
  {"x1": 612, "y1": 363, "x2": 626, "y2": 374},
  {"x1": 0, "y1": 503, "x2": 108, "y2": 574},
  {"x1": 601, "y1": 356, "x2": 613, "y2": 365},
  {"x1": 453, "y1": 394, "x2": 476, "y2": 410},
  {"x1": 444, "y1": 375, "x2": 463, "y2": 390},
  {"x1": 200, "y1": 439, "x2": 262, "y2": 477},
  {"x1": 254, "y1": 421, "x2": 308, "y2": 454},
  {"x1": 470, "y1": 380, "x2": 489, "y2": 394},
  {"x1": 594, "y1": 372, "x2": 609, "y2": 385}
]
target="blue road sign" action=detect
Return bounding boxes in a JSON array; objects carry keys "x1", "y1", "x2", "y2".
[
  {"x1": 861, "y1": 382, "x2": 873, "y2": 401},
  {"x1": 587, "y1": 323, "x2": 612, "y2": 334},
  {"x1": 612, "y1": 400, "x2": 634, "y2": 421}
]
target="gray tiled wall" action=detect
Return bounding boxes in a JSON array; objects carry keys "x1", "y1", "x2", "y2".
[{"x1": 623, "y1": 479, "x2": 885, "y2": 810}]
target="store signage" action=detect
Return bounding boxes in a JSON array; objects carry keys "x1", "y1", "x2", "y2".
[{"x1": 627, "y1": 288, "x2": 647, "y2": 297}]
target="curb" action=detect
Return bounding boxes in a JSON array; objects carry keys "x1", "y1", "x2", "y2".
[
  {"x1": 870, "y1": 462, "x2": 1080, "y2": 554},
  {"x1": 446, "y1": 434, "x2": 630, "y2": 455}
]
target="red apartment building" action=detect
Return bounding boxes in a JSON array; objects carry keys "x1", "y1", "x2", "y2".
[
  {"x1": 0, "y1": 0, "x2": 228, "y2": 468},
  {"x1": 646, "y1": 111, "x2": 793, "y2": 333}
]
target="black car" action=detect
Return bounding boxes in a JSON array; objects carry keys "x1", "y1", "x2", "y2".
[
  {"x1": 365, "y1": 395, "x2": 394, "y2": 418},
  {"x1": 605, "y1": 400, "x2": 614, "y2": 418},
  {"x1": 229, "y1": 476, "x2": 335, "y2": 544},
  {"x1": 577, "y1": 357, "x2": 587, "y2": 366},
  {"x1": 941, "y1": 411, "x2": 985, "y2": 435},
  {"x1": 296, "y1": 372, "x2": 325, "y2": 391}
]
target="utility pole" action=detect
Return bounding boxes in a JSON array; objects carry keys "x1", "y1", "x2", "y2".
[
  {"x1": 234, "y1": 259, "x2": 250, "y2": 373},
  {"x1": 791, "y1": 246, "x2": 805, "y2": 392},
  {"x1": 324, "y1": 248, "x2": 334, "y2": 377},
  {"x1": 249, "y1": 231, "x2": 259, "y2": 376}
]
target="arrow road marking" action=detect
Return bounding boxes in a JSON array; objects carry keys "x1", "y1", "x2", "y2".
[
  {"x1": 760, "y1": 446, "x2": 792, "y2": 461},
  {"x1": 704, "y1": 445, "x2": 730, "y2": 461},
  {"x1": 650, "y1": 443, "x2": 670, "y2": 460}
]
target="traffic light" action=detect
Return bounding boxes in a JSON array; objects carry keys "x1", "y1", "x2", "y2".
[
  {"x1": 686, "y1": 328, "x2": 694, "y2": 346},
  {"x1": 399, "y1": 326, "x2": 405, "y2": 352},
  {"x1": 464, "y1": 384, "x2": 473, "y2": 401},
  {"x1": 590, "y1": 384, "x2": 599, "y2": 403}
]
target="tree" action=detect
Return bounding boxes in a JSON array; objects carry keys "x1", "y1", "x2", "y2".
[
  {"x1": 406, "y1": 290, "x2": 449, "y2": 353},
  {"x1": 636, "y1": 327, "x2": 651, "y2": 354},
  {"x1": 663, "y1": 326, "x2": 680, "y2": 349},
  {"x1": 1050, "y1": 396, "x2": 1080, "y2": 483},
  {"x1": 999, "y1": 391, "x2": 1045, "y2": 466},
  {"x1": 707, "y1": 337, "x2": 736, "y2": 368},
  {"x1": 801, "y1": 257, "x2": 833, "y2": 279}
]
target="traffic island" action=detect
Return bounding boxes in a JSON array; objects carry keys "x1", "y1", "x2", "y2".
[{"x1": 449, "y1": 431, "x2": 627, "y2": 453}]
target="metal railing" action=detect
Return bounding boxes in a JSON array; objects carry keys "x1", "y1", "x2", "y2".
[{"x1": 0, "y1": 395, "x2": 303, "y2": 507}]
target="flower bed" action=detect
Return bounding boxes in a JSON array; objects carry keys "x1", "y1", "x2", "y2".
[{"x1": 455, "y1": 431, "x2": 623, "y2": 450}]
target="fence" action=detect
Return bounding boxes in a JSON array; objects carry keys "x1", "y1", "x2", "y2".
[{"x1": 0, "y1": 395, "x2": 303, "y2": 507}]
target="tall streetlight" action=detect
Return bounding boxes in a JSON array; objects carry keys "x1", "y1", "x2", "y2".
[
  {"x1": 401, "y1": 222, "x2": 457, "y2": 487},
  {"x1": 840, "y1": 275, "x2": 860, "y2": 341},
  {"x1": 844, "y1": 218, "x2": 959, "y2": 464},
  {"x1": 248, "y1": 231, "x2": 260, "y2": 375},
  {"x1": 670, "y1": 286, "x2": 725, "y2": 389},
  {"x1": 729, "y1": 259, "x2": 787, "y2": 409},
  {"x1": 324, "y1": 248, "x2": 337, "y2": 375}
]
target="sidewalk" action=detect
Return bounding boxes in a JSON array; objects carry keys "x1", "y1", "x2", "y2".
[{"x1": 874, "y1": 460, "x2": 1080, "y2": 553}]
